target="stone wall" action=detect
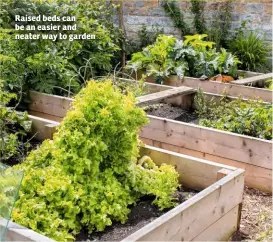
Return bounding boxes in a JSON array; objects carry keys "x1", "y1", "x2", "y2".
[{"x1": 116, "y1": 0, "x2": 272, "y2": 44}]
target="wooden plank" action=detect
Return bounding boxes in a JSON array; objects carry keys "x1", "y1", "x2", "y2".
[
  {"x1": 0, "y1": 219, "x2": 55, "y2": 242},
  {"x1": 182, "y1": 77, "x2": 272, "y2": 102},
  {"x1": 28, "y1": 115, "x2": 59, "y2": 141},
  {"x1": 29, "y1": 91, "x2": 73, "y2": 118},
  {"x1": 28, "y1": 110, "x2": 62, "y2": 122},
  {"x1": 217, "y1": 168, "x2": 232, "y2": 181},
  {"x1": 122, "y1": 169, "x2": 244, "y2": 241},
  {"x1": 141, "y1": 116, "x2": 272, "y2": 170},
  {"x1": 137, "y1": 86, "x2": 195, "y2": 104},
  {"x1": 140, "y1": 139, "x2": 272, "y2": 193},
  {"x1": 140, "y1": 145, "x2": 237, "y2": 190},
  {"x1": 237, "y1": 70, "x2": 263, "y2": 77},
  {"x1": 45, "y1": 123, "x2": 58, "y2": 140},
  {"x1": 192, "y1": 205, "x2": 239, "y2": 241},
  {"x1": 231, "y1": 73, "x2": 272, "y2": 85}
]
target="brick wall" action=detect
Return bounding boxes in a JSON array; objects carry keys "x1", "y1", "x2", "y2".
[{"x1": 115, "y1": 0, "x2": 272, "y2": 44}]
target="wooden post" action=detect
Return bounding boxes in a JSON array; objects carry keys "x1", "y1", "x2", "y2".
[{"x1": 217, "y1": 168, "x2": 232, "y2": 181}]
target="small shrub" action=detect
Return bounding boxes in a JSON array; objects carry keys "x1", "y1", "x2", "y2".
[{"x1": 229, "y1": 32, "x2": 271, "y2": 72}]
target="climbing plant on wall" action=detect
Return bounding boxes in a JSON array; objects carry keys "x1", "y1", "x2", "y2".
[
  {"x1": 190, "y1": 0, "x2": 207, "y2": 34},
  {"x1": 162, "y1": 0, "x2": 191, "y2": 36}
]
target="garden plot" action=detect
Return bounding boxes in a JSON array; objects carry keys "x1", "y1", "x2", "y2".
[
  {"x1": 139, "y1": 92, "x2": 272, "y2": 193},
  {"x1": 136, "y1": 72, "x2": 272, "y2": 102},
  {"x1": 1, "y1": 145, "x2": 245, "y2": 242},
  {"x1": 25, "y1": 87, "x2": 271, "y2": 193}
]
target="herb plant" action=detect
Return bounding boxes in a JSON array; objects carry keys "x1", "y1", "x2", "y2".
[
  {"x1": 12, "y1": 81, "x2": 180, "y2": 241},
  {"x1": 194, "y1": 89, "x2": 272, "y2": 140}
]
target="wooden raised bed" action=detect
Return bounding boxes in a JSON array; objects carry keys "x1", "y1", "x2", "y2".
[
  {"x1": 1, "y1": 144, "x2": 245, "y2": 241},
  {"x1": 141, "y1": 72, "x2": 272, "y2": 102},
  {"x1": 25, "y1": 87, "x2": 272, "y2": 193}
]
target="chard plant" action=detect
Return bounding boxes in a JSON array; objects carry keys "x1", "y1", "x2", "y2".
[{"x1": 126, "y1": 34, "x2": 241, "y2": 83}]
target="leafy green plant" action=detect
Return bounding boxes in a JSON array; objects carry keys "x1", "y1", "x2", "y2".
[
  {"x1": 127, "y1": 34, "x2": 240, "y2": 81},
  {"x1": 190, "y1": 0, "x2": 207, "y2": 34},
  {"x1": 0, "y1": 82, "x2": 32, "y2": 163},
  {"x1": 12, "y1": 81, "x2": 180, "y2": 241},
  {"x1": 229, "y1": 32, "x2": 271, "y2": 72},
  {"x1": 0, "y1": 0, "x2": 120, "y2": 96},
  {"x1": 206, "y1": 0, "x2": 232, "y2": 50},
  {"x1": 194, "y1": 89, "x2": 272, "y2": 140}
]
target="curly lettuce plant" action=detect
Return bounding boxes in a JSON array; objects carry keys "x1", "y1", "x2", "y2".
[{"x1": 11, "y1": 81, "x2": 180, "y2": 241}]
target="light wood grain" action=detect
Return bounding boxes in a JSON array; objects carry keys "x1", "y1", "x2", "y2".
[
  {"x1": 140, "y1": 139, "x2": 272, "y2": 193},
  {"x1": 141, "y1": 116, "x2": 272, "y2": 169},
  {"x1": 182, "y1": 77, "x2": 272, "y2": 102},
  {"x1": 192, "y1": 205, "x2": 239, "y2": 241},
  {"x1": 137, "y1": 86, "x2": 195, "y2": 104},
  {"x1": 122, "y1": 168, "x2": 244, "y2": 241},
  {"x1": 231, "y1": 73, "x2": 272, "y2": 85}
]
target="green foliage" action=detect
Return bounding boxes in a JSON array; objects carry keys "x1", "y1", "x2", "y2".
[
  {"x1": 194, "y1": 89, "x2": 272, "y2": 140},
  {"x1": 190, "y1": 0, "x2": 207, "y2": 34},
  {"x1": 229, "y1": 32, "x2": 271, "y2": 72},
  {"x1": 0, "y1": 82, "x2": 32, "y2": 163},
  {"x1": 137, "y1": 25, "x2": 164, "y2": 51},
  {"x1": 206, "y1": 0, "x2": 232, "y2": 50},
  {"x1": 127, "y1": 34, "x2": 240, "y2": 81},
  {"x1": 0, "y1": 0, "x2": 120, "y2": 96},
  {"x1": 265, "y1": 79, "x2": 273, "y2": 90},
  {"x1": 162, "y1": 0, "x2": 191, "y2": 36},
  {"x1": 12, "y1": 81, "x2": 180, "y2": 241}
]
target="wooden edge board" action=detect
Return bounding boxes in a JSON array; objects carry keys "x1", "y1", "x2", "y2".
[
  {"x1": 192, "y1": 205, "x2": 239, "y2": 241},
  {"x1": 143, "y1": 115, "x2": 272, "y2": 170},
  {"x1": 117, "y1": 77, "x2": 174, "y2": 90},
  {"x1": 137, "y1": 86, "x2": 195, "y2": 104},
  {"x1": 231, "y1": 73, "x2": 273, "y2": 85},
  {"x1": 182, "y1": 77, "x2": 272, "y2": 102},
  {"x1": 217, "y1": 168, "x2": 232, "y2": 181},
  {"x1": 141, "y1": 138, "x2": 272, "y2": 193},
  {"x1": 0, "y1": 218, "x2": 55, "y2": 242},
  {"x1": 122, "y1": 169, "x2": 245, "y2": 241}
]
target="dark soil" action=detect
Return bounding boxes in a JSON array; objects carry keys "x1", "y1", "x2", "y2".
[
  {"x1": 4, "y1": 138, "x2": 41, "y2": 166},
  {"x1": 144, "y1": 103, "x2": 199, "y2": 124},
  {"x1": 76, "y1": 187, "x2": 198, "y2": 241},
  {"x1": 230, "y1": 187, "x2": 272, "y2": 241}
]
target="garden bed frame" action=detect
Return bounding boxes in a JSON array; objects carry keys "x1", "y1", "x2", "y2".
[
  {"x1": 142, "y1": 71, "x2": 272, "y2": 102},
  {"x1": 1, "y1": 145, "x2": 245, "y2": 241},
  {"x1": 26, "y1": 87, "x2": 272, "y2": 193}
]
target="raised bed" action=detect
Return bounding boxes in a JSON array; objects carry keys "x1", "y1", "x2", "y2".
[
  {"x1": 26, "y1": 87, "x2": 272, "y2": 193},
  {"x1": 1, "y1": 144, "x2": 245, "y2": 241},
  {"x1": 139, "y1": 71, "x2": 272, "y2": 102}
]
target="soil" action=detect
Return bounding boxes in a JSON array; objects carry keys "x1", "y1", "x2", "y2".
[
  {"x1": 144, "y1": 103, "x2": 199, "y2": 124},
  {"x1": 230, "y1": 187, "x2": 272, "y2": 242},
  {"x1": 4, "y1": 138, "x2": 41, "y2": 166},
  {"x1": 76, "y1": 187, "x2": 198, "y2": 241}
]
